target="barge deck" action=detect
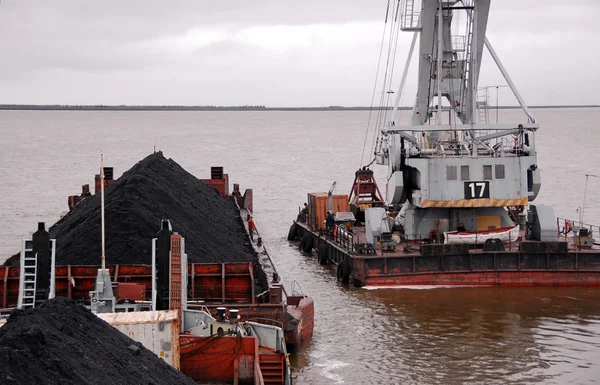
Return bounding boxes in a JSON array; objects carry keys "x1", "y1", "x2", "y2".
[{"x1": 291, "y1": 220, "x2": 600, "y2": 287}]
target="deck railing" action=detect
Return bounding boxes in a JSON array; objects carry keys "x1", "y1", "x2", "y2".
[
  {"x1": 330, "y1": 226, "x2": 355, "y2": 252},
  {"x1": 557, "y1": 217, "x2": 597, "y2": 237}
]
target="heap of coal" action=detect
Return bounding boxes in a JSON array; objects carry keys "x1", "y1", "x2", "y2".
[
  {"x1": 16, "y1": 152, "x2": 254, "y2": 265},
  {"x1": 0, "y1": 297, "x2": 197, "y2": 385}
]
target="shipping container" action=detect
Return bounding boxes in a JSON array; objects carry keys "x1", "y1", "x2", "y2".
[
  {"x1": 307, "y1": 193, "x2": 349, "y2": 230},
  {"x1": 97, "y1": 310, "x2": 180, "y2": 369}
]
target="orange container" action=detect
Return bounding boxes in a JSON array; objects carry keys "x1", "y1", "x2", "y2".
[{"x1": 307, "y1": 193, "x2": 349, "y2": 230}]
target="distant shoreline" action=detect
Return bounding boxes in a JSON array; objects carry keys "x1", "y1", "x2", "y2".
[{"x1": 0, "y1": 104, "x2": 597, "y2": 111}]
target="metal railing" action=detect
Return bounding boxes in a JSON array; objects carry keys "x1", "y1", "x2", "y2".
[
  {"x1": 557, "y1": 217, "x2": 598, "y2": 249},
  {"x1": 557, "y1": 217, "x2": 597, "y2": 235},
  {"x1": 328, "y1": 226, "x2": 356, "y2": 252},
  {"x1": 289, "y1": 281, "x2": 304, "y2": 297},
  {"x1": 452, "y1": 35, "x2": 466, "y2": 59},
  {"x1": 400, "y1": 0, "x2": 421, "y2": 30},
  {"x1": 245, "y1": 317, "x2": 284, "y2": 329}
]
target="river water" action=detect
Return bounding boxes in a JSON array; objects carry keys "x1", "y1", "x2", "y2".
[{"x1": 1, "y1": 108, "x2": 600, "y2": 384}]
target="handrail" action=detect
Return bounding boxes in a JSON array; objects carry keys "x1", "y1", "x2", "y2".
[
  {"x1": 557, "y1": 217, "x2": 598, "y2": 237},
  {"x1": 245, "y1": 317, "x2": 284, "y2": 329},
  {"x1": 289, "y1": 281, "x2": 304, "y2": 296},
  {"x1": 331, "y1": 226, "x2": 355, "y2": 252}
]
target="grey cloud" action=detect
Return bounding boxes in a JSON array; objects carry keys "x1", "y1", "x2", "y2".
[{"x1": 0, "y1": 0, "x2": 597, "y2": 106}]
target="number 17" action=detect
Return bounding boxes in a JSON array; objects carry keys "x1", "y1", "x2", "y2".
[{"x1": 469, "y1": 182, "x2": 486, "y2": 198}]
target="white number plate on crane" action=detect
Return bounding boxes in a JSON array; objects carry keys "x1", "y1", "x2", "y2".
[{"x1": 464, "y1": 181, "x2": 490, "y2": 199}]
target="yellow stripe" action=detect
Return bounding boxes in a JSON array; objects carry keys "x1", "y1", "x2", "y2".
[{"x1": 417, "y1": 197, "x2": 528, "y2": 208}]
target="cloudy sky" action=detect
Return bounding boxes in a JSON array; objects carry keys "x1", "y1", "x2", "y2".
[{"x1": 0, "y1": 0, "x2": 597, "y2": 107}]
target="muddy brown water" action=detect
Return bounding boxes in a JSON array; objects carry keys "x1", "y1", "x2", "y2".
[{"x1": 1, "y1": 108, "x2": 600, "y2": 384}]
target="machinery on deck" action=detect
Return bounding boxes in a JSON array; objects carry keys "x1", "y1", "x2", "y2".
[
  {"x1": 287, "y1": 0, "x2": 600, "y2": 288},
  {"x1": 373, "y1": 0, "x2": 548, "y2": 239}
]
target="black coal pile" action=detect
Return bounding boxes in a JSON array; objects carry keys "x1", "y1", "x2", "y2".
[
  {"x1": 0, "y1": 297, "x2": 197, "y2": 385},
  {"x1": 36, "y1": 151, "x2": 253, "y2": 265}
]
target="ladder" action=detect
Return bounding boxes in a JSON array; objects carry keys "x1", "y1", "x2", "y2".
[
  {"x1": 477, "y1": 89, "x2": 489, "y2": 124},
  {"x1": 18, "y1": 240, "x2": 37, "y2": 310},
  {"x1": 17, "y1": 238, "x2": 56, "y2": 310},
  {"x1": 400, "y1": 0, "x2": 421, "y2": 31},
  {"x1": 457, "y1": 0, "x2": 475, "y2": 121},
  {"x1": 259, "y1": 353, "x2": 285, "y2": 384}
]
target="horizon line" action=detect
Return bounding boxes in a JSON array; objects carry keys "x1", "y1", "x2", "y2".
[{"x1": 0, "y1": 104, "x2": 598, "y2": 111}]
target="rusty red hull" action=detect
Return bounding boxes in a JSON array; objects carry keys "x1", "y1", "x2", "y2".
[
  {"x1": 361, "y1": 271, "x2": 600, "y2": 287},
  {"x1": 351, "y1": 249, "x2": 600, "y2": 287},
  {"x1": 180, "y1": 335, "x2": 258, "y2": 383},
  {"x1": 0, "y1": 261, "x2": 314, "y2": 353},
  {"x1": 0, "y1": 262, "x2": 257, "y2": 308},
  {"x1": 179, "y1": 335, "x2": 287, "y2": 384},
  {"x1": 284, "y1": 296, "x2": 314, "y2": 349},
  {"x1": 292, "y1": 221, "x2": 600, "y2": 288}
]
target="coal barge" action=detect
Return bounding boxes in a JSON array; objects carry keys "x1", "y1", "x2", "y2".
[
  {"x1": 0, "y1": 152, "x2": 313, "y2": 384},
  {"x1": 287, "y1": 0, "x2": 600, "y2": 287}
]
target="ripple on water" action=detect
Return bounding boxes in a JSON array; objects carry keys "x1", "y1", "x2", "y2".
[{"x1": 3, "y1": 109, "x2": 600, "y2": 384}]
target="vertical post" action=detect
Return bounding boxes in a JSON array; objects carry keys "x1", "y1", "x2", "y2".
[
  {"x1": 471, "y1": 4, "x2": 478, "y2": 127},
  {"x1": 191, "y1": 263, "x2": 195, "y2": 300},
  {"x1": 496, "y1": 86, "x2": 499, "y2": 124},
  {"x1": 221, "y1": 263, "x2": 226, "y2": 303},
  {"x1": 581, "y1": 174, "x2": 598, "y2": 225},
  {"x1": 581, "y1": 175, "x2": 589, "y2": 226},
  {"x1": 100, "y1": 153, "x2": 106, "y2": 272},
  {"x1": 181, "y1": 238, "x2": 187, "y2": 311},
  {"x1": 151, "y1": 238, "x2": 157, "y2": 310},
  {"x1": 49, "y1": 239, "x2": 56, "y2": 299},
  {"x1": 249, "y1": 262, "x2": 255, "y2": 304},
  {"x1": 67, "y1": 265, "x2": 72, "y2": 299},
  {"x1": 2, "y1": 266, "x2": 8, "y2": 308},
  {"x1": 17, "y1": 239, "x2": 25, "y2": 308},
  {"x1": 436, "y1": 0, "x2": 443, "y2": 123}
]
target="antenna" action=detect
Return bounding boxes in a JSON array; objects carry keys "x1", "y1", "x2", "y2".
[
  {"x1": 100, "y1": 152, "x2": 106, "y2": 270},
  {"x1": 581, "y1": 174, "x2": 599, "y2": 225}
]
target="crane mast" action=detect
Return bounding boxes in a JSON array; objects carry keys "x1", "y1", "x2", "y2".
[{"x1": 375, "y1": 0, "x2": 541, "y2": 240}]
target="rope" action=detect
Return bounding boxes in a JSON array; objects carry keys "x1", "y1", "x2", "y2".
[
  {"x1": 371, "y1": 0, "x2": 399, "y2": 158},
  {"x1": 360, "y1": 0, "x2": 392, "y2": 168},
  {"x1": 371, "y1": 3, "x2": 402, "y2": 157}
]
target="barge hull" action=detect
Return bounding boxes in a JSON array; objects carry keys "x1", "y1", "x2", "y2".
[
  {"x1": 0, "y1": 261, "x2": 314, "y2": 350},
  {"x1": 360, "y1": 271, "x2": 600, "y2": 287},
  {"x1": 293, "y1": 221, "x2": 600, "y2": 287}
]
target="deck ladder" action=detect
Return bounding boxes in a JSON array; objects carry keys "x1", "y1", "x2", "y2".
[
  {"x1": 17, "y1": 240, "x2": 37, "y2": 309},
  {"x1": 17, "y1": 238, "x2": 56, "y2": 310}
]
